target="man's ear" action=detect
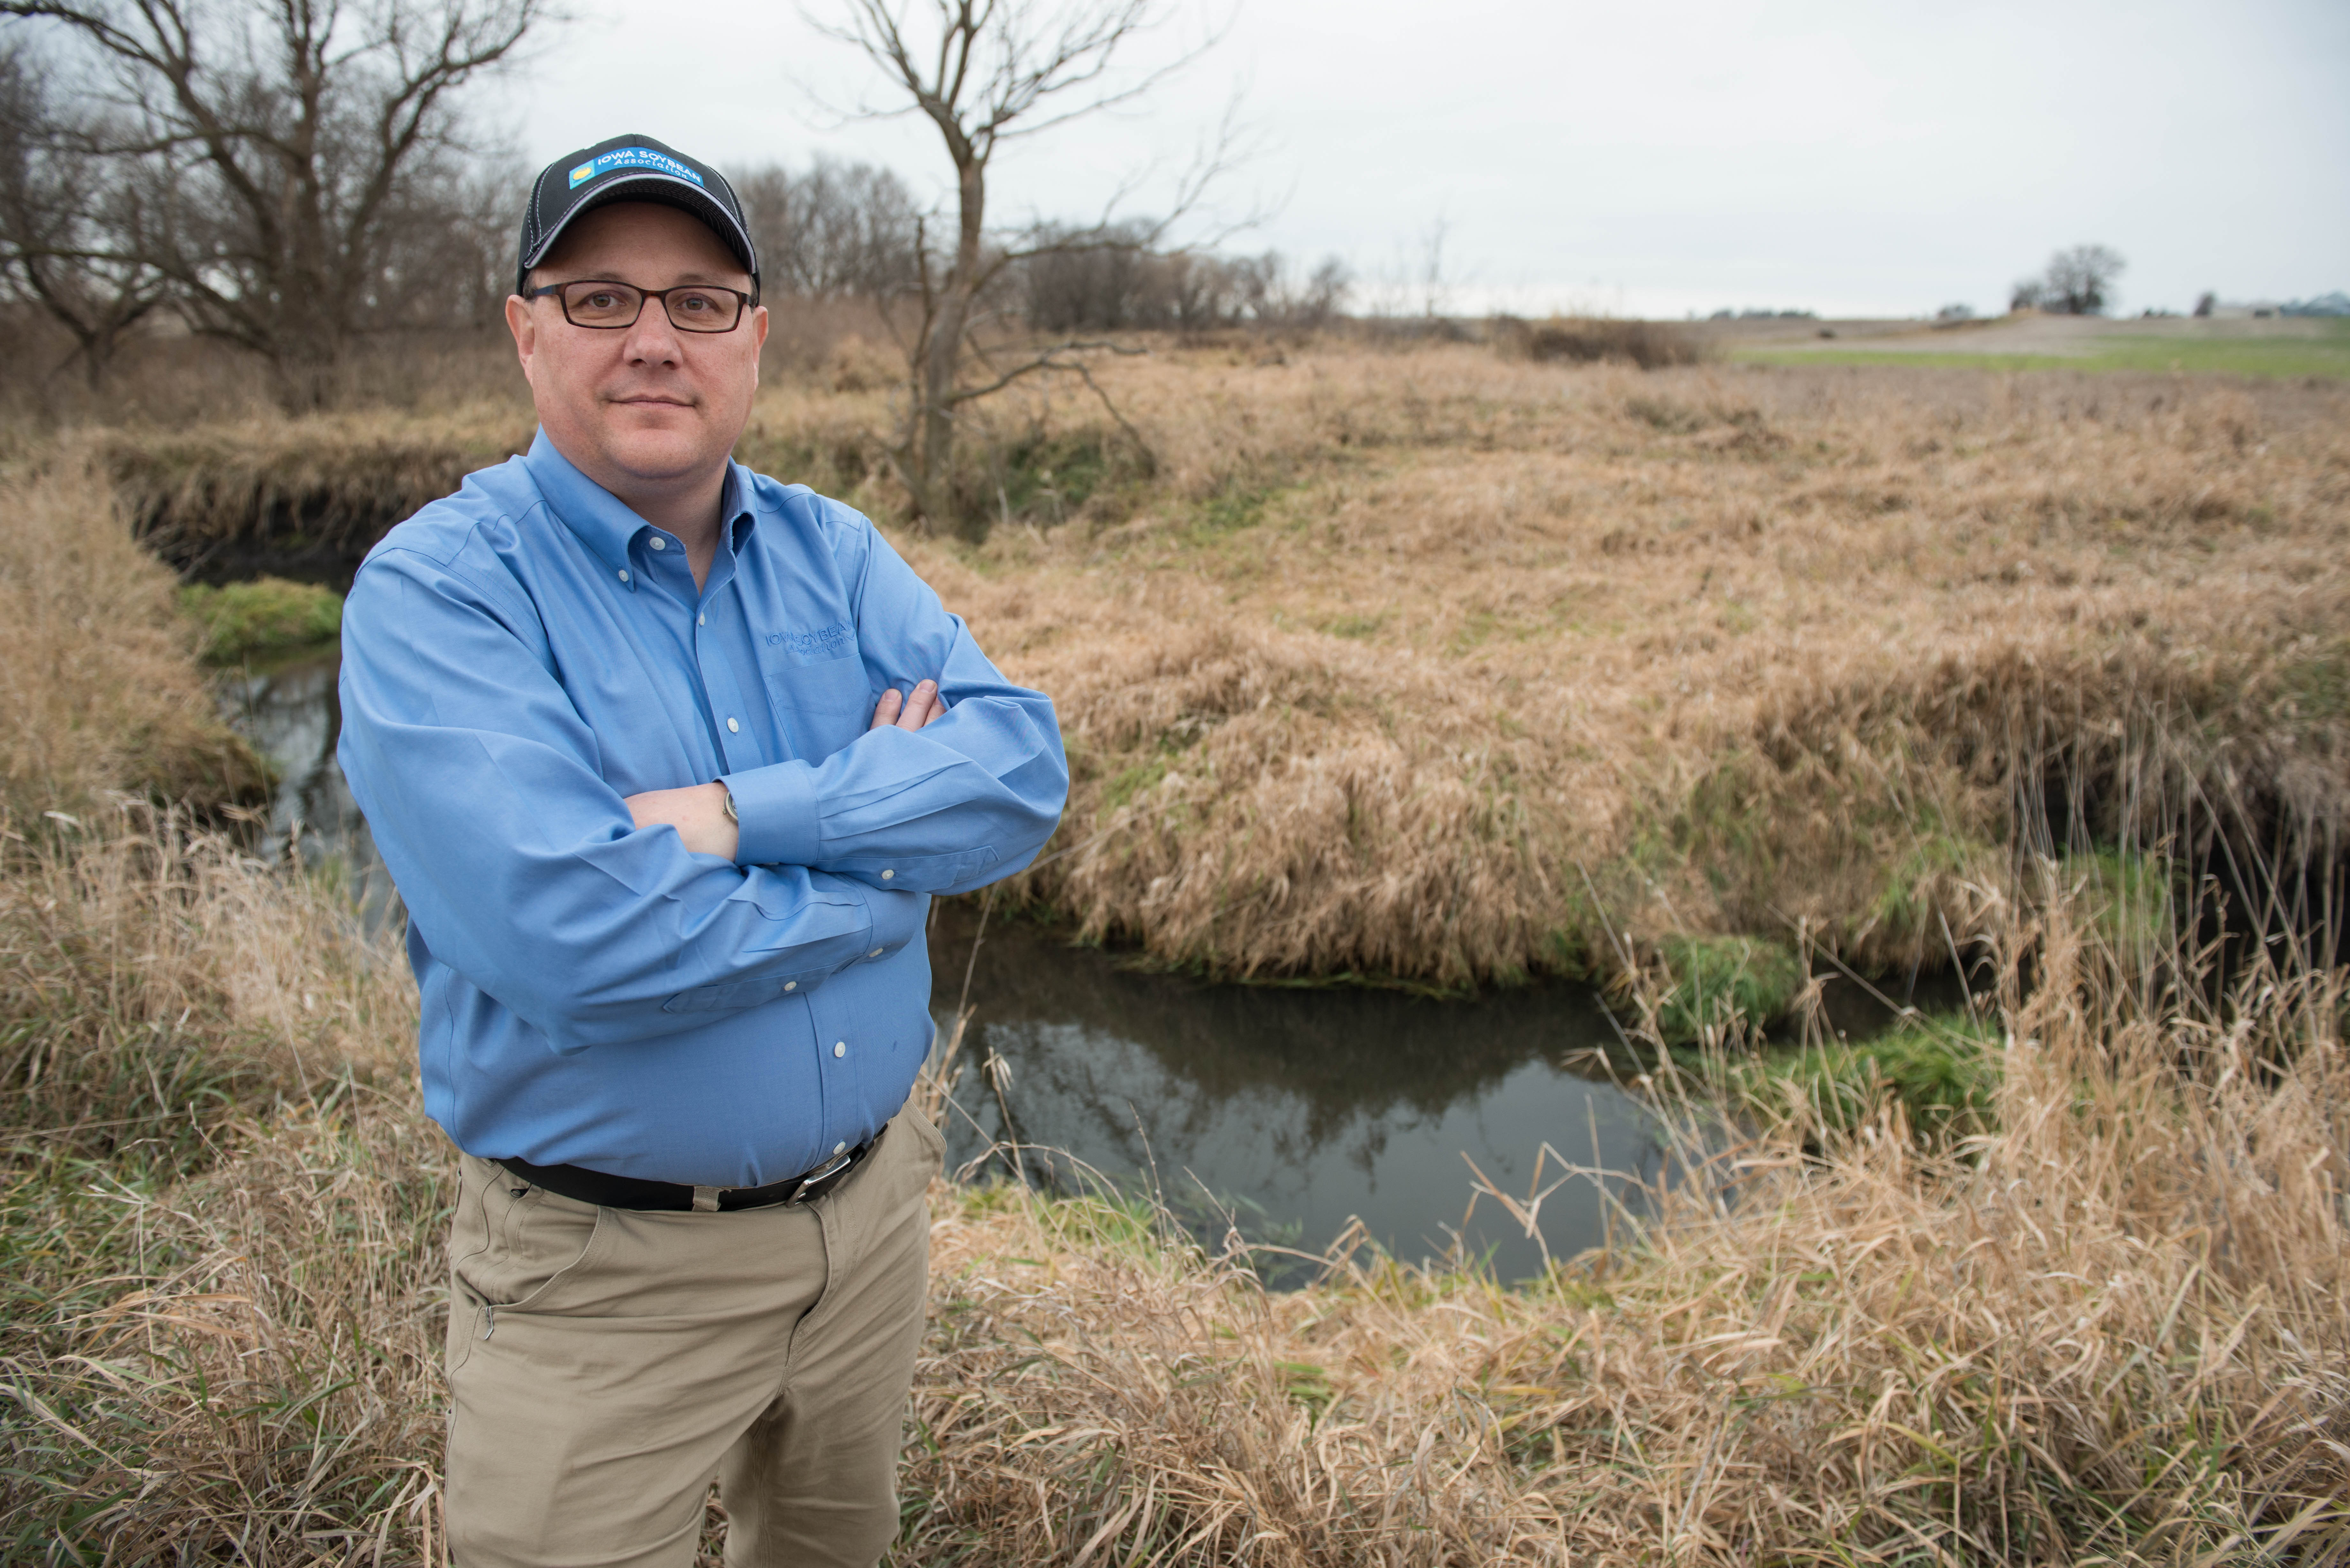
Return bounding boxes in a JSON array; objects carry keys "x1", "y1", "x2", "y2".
[
  {"x1": 750, "y1": 303, "x2": 769, "y2": 388},
  {"x1": 505, "y1": 292, "x2": 537, "y2": 385}
]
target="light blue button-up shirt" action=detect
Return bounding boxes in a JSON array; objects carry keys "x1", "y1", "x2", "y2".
[{"x1": 337, "y1": 432, "x2": 1066, "y2": 1185}]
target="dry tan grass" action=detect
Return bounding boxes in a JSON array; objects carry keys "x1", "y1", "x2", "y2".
[
  {"x1": 0, "y1": 457, "x2": 266, "y2": 817},
  {"x1": 879, "y1": 346, "x2": 2350, "y2": 983},
  {"x1": 6, "y1": 813, "x2": 2340, "y2": 1564}
]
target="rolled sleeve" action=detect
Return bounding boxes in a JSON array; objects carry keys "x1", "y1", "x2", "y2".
[{"x1": 722, "y1": 760, "x2": 821, "y2": 868}]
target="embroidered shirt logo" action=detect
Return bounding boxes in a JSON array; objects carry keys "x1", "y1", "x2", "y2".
[{"x1": 770, "y1": 622, "x2": 853, "y2": 659}]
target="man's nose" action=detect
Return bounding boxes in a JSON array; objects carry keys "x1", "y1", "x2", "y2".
[{"x1": 621, "y1": 296, "x2": 685, "y2": 364}]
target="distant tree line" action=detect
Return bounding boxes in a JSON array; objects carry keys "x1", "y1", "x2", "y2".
[
  {"x1": 721, "y1": 166, "x2": 1351, "y2": 336},
  {"x1": 1019, "y1": 225, "x2": 1349, "y2": 333}
]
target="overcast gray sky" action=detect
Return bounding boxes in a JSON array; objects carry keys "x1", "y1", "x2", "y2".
[{"x1": 513, "y1": 0, "x2": 2349, "y2": 319}]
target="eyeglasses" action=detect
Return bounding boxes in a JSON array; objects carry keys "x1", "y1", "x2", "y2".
[{"x1": 523, "y1": 278, "x2": 756, "y2": 333}]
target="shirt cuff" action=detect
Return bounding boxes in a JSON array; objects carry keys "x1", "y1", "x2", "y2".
[
  {"x1": 860, "y1": 884, "x2": 927, "y2": 956},
  {"x1": 719, "y1": 761, "x2": 820, "y2": 867}
]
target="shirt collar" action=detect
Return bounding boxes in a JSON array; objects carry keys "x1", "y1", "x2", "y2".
[{"x1": 523, "y1": 429, "x2": 757, "y2": 576}]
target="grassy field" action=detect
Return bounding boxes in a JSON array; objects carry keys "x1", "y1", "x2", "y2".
[
  {"x1": 3, "y1": 340, "x2": 2347, "y2": 1561},
  {"x1": 1731, "y1": 318, "x2": 2350, "y2": 381}
]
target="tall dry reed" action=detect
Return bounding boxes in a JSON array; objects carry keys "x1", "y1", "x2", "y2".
[{"x1": 0, "y1": 457, "x2": 265, "y2": 817}]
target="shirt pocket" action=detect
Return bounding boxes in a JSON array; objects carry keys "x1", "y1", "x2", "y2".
[
  {"x1": 761, "y1": 624, "x2": 874, "y2": 716},
  {"x1": 661, "y1": 970, "x2": 829, "y2": 1013}
]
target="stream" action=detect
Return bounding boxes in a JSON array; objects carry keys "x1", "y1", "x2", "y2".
[{"x1": 226, "y1": 647, "x2": 1921, "y2": 1282}]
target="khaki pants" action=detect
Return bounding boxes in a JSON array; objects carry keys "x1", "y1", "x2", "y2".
[{"x1": 442, "y1": 1106, "x2": 944, "y2": 1568}]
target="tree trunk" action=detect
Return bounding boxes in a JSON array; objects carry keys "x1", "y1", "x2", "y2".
[{"x1": 915, "y1": 153, "x2": 988, "y2": 539}]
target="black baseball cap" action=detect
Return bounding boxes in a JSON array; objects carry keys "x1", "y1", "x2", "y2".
[{"x1": 517, "y1": 133, "x2": 759, "y2": 299}]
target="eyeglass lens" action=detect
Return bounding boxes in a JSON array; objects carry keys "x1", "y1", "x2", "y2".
[{"x1": 560, "y1": 281, "x2": 743, "y2": 332}]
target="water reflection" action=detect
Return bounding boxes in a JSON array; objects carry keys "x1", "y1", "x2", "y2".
[
  {"x1": 218, "y1": 649, "x2": 397, "y2": 926},
  {"x1": 927, "y1": 905, "x2": 1666, "y2": 1282}
]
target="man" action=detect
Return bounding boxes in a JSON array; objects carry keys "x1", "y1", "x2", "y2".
[{"x1": 337, "y1": 133, "x2": 1067, "y2": 1567}]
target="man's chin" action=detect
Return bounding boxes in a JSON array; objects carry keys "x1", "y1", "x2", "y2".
[{"x1": 592, "y1": 424, "x2": 716, "y2": 485}]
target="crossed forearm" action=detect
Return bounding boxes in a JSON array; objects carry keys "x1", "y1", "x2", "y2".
[{"x1": 621, "y1": 680, "x2": 946, "y2": 859}]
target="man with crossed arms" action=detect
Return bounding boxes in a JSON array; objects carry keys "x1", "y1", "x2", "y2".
[{"x1": 338, "y1": 133, "x2": 1067, "y2": 1566}]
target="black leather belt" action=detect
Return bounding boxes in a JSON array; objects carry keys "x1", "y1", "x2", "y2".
[{"x1": 498, "y1": 1125, "x2": 885, "y2": 1213}]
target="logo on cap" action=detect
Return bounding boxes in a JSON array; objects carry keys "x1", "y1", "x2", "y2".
[{"x1": 568, "y1": 147, "x2": 707, "y2": 190}]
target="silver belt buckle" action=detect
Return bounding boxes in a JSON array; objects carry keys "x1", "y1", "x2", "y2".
[{"x1": 785, "y1": 1147, "x2": 854, "y2": 1202}]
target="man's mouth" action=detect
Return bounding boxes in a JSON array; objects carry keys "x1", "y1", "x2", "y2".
[{"x1": 611, "y1": 394, "x2": 694, "y2": 409}]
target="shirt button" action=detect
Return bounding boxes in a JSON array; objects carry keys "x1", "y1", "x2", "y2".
[
  {"x1": 649, "y1": 536, "x2": 666, "y2": 551},
  {"x1": 783, "y1": 981, "x2": 796, "y2": 992},
  {"x1": 868, "y1": 947, "x2": 883, "y2": 958},
  {"x1": 697, "y1": 613, "x2": 706, "y2": 626},
  {"x1": 616, "y1": 568, "x2": 629, "y2": 583},
  {"x1": 880, "y1": 868, "x2": 894, "y2": 880},
  {"x1": 726, "y1": 717, "x2": 740, "y2": 733},
  {"x1": 833, "y1": 1041, "x2": 846, "y2": 1058},
  {"x1": 833, "y1": 1141, "x2": 847, "y2": 1155}
]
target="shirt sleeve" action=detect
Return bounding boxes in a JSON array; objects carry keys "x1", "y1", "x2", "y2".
[
  {"x1": 719, "y1": 516, "x2": 1068, "y2": 896},
  {"x1": 336, "y1": 548, "x2": 926, "y2": 1056}
]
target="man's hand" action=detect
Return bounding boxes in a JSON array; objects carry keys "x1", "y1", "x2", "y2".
[
  {"x1": 871, "y1": 680, "x2": 946, "y2": 732},
  {"x1": 623, "y1": 683, "x2": 942, "y2": 861},
  {"x1": 623, "y1": 781, "x2": 739, "y2": 860}
]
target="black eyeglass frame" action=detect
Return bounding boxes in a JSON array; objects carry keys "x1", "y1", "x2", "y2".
[{"x1": 522, "y1": 277, "x2": 760, "y2": 333}]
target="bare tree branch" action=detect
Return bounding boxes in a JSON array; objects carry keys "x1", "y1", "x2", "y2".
[
  {"x1": 798, "y1": 0, "x2": 1234, "y2": 536},
  {"x1": 2, "y1": 0, "x2": 547, "y2": 405}
]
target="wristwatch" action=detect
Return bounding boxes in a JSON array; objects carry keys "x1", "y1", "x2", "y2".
[{"x1": 719, "y1": 782, "x2": 739, "y2": 824}]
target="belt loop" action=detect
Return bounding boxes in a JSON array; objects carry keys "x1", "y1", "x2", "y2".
[{"x1": 691, "y1": 1185, "x2": 721, "y2": 1213}]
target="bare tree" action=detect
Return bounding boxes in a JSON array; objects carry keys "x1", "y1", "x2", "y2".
[
  {"x1": 2042, "y1": 244, "x2": 2124, "y2": 316},
  {"x1": 2014, "y1": 244, "x2": 2126, "y2": 317},
  {"x1": 1415, "y1": 212, "x2": 1449, "y2": 320},
  {"x1": 0, "y1": 41, "x2": 167, "y2": 384},
  {"x1": 3, "y1": 0, "x2": 548, "y2": 406},
  {"x1": 805, "y1": 0, "x2": 1230, "y2": 536}
]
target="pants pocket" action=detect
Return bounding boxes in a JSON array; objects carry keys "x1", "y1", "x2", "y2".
[
  {"x1": 446, "y1": 1156, "x2": 607, "y2": 1370},
  {"x1": 902, "y1": 1101, "x2": 948, "y2": 1177}
]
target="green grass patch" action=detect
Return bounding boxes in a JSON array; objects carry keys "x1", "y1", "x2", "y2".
[
  {"x1": 1323, "y1": 612, "x2": 1386, "y2": 640},
  {"x1": 1100, "y1": 755, "x2": 1171, "y2": 811},
  {"x1": 1731, "y1": 325, "x2": 2350, "y2": 381},
  {"x1": 1650, "y1": 934, "x2": 1805, "y2": 1044},
  {"x1": 1193, "y1": 477, "x2": 1280, "y2": 535},
  {"x1": 1723, "y1": 1011, "x2": 2001, "y2": 1142},
  {"x1": 2057, "y1": 849, "x2": 2175, "y2": 954},
  {"x1": 1871, "y1": 831, "x2": 1996, "y2": 946},
  {"x1": 999, "y1": 433, "x2": 1113, "y2": 523},
  {"x1": 178, "y1": 576, "x2": 342, "y2": 663}
]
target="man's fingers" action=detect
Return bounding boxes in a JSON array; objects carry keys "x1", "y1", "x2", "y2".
[
  {"x1": 870, "y1": 688, "x2": 904, "y2": 730},
  {"x1": 895, "y1": 681, "x2": 937, "y2": 731}
]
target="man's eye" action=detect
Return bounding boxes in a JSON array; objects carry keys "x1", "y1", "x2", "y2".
[
  {"x1": 583, "y1": 290, "x2": 621, "y2": 310},
  {"x1": 675, "y1": 292, "x2": 717, "y2": 314}
]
